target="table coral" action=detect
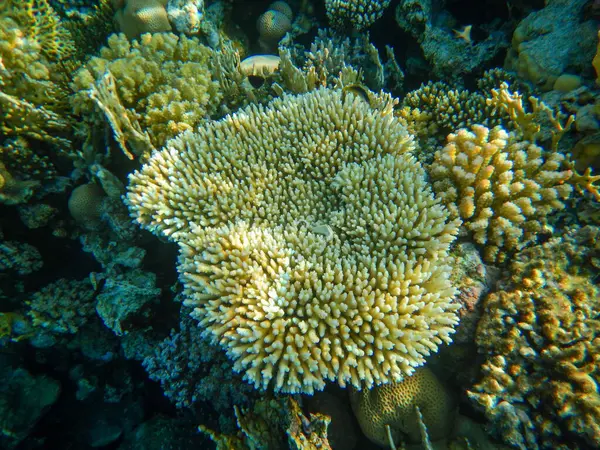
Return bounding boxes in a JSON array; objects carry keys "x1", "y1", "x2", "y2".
[
  {"x1": 126, "y1": 88, "x2": 461, "y2": 394},
  {"x1": 431, "y1": 125, "x2": 573, "y2": 263},
  {"x1": 71, "y1": 32, "x2": 222, "y2": 158},
  {"x1": 468, "y1": 226, "x2": 600, "y2": 449}
]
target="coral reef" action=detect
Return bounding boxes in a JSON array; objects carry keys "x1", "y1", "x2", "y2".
[
  {"x1": 325, "y1": 0, "x2": 391, "y2": 31},
  {"x1": 127, "y1": 88, "x2": 460, "y2": 394},
  {"x1": 395, "y1": 0, "x2": 509, "y2": 79},
  {"x1": 0, "y1": 0, "x2": 75, "y2": 147},
  {"x1": 350, "y1": 367, "x2": 456, "y2": 446},
  {"x1": 25, "y1": 278, "x2": 97, "y2": 335},
  {"x1": 112, "y1": 0, "x2": 171, "y2": 39},
  {"x1": 200, "y1": 396, "x2": 332, "y2": 450},
  {"x1": 71, "y1": 32, "x2": 221, "y2": 158},
  {"x1": 0, "y1": 356, "x2": 61, "y2": 449},
  {"x1": 505, "y1": 0, "x2": 597, "y2": 90},
  {"x1": 468, "y1": 225, "x2": 600, "y2": 449},
  {"x1": 143, "y1": 309, "x2": 253, "y2": 413},
  {"x1": 431, "y1": 124, "x2": 572, "y2": 263}
]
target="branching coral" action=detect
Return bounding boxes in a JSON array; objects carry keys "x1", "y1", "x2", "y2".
[
  {"x1": 127, "y1": 88, "x2": 461, "y2": 394},
  {"x1": 430, "y1": 124, "x2": 573, "y2": 263},
  {"x1": 468, "y1": 226, "x2": 600, "y2": 449},
  {"x1": 71, "y1": 32, "x2": 221, "y2": 159}
]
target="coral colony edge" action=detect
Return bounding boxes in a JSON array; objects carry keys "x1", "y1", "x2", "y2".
[{"x1": 1, "y1": 0, "x2": 600, "y2": 449}]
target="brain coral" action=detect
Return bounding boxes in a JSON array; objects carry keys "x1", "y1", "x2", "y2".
[
  {"x1": 126, "y1": 88, "x2": 461, "y2": 394},
  {"x1": 350, "y1": 367, "x2": 456, "y2": 446}
]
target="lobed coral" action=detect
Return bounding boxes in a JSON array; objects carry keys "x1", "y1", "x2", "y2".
[
  {"x1": 468, "y1": 226, "x2": 600, "y2": 449},
  {"x1": 325, "y1": 0, "x2": 391, "y2": 31},
  {"x1": 71, "y1": 32, "x2": 221, "y2": 158},
  {"x1": 127, "y1": 88, "x2": 461, "y2": 394},
  {"x1": 431, "y1": 125, "x2": 572, "y2": 263}
]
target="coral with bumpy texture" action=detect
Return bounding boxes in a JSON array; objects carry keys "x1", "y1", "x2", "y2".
[
  {"x1": 112, "y1": 0, "x2": 171, "y2": 39},
  {"x1": 431, "y1": 125, "x2": 572, "y2": 263},
  {"x1": 325, "y1": 0, "x2": 391, "y2": 30},
  {"x1": 468, "y1": 226, "x2": 600, "y2": 450},
  {"x1": 127, "y1": 88, "x2": 461, "y2": 394},
  {"x1": 26, "y1": 278, "x2": 97, "y2": 334},
  {"x1": 350, "y1": 367, "x2": 455, "y2": 446},
  {"x1": 71, "y1": 32, "x2": 221, "y2": 158},
  {"x1": 0, "y1": 2, "x2": 73, "y2": 146}
]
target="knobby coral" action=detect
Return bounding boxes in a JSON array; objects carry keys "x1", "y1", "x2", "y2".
[
  {"x1": 71, "y1": 32, "x2": 221, "y2": 159},
  {"x1": 126, "y1": 88, "x2": 461, "y2": 394},
  {"x1": 431, "y1": 125, "x2": 572, "y2": 263},
  {"x1": 468, "y1": 226, "x2": 600, "y2": 449}
]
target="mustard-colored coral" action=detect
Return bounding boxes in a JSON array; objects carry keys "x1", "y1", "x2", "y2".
[
  {"x1": 71, "y1": 32, "x2": 221, "y2": 158},
  {"x1": 126, "y1": 88, "x2": 461, "y2": 394},
  {"x1": 350, "y1": 367, "x2": 456, "y2": 447},
  {"x1": 0, "y1": 1, "x2": 74, "y2": 146},
  {"x1": 431, "y1": 125, "x2": 572, "y2": 263},
  {"x1": 468, "y1": 226, "x2": 600, "y2": 450}
]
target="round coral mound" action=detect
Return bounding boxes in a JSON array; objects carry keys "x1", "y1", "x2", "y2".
[{"x1": 126, "y1": 88, "x2": 460, "y2": 394}]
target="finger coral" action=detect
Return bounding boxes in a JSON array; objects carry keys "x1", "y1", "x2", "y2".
[
  {"x1": 71, "y1": 32, "x2": 221, "y2": 159},
  {"x1": 126, "y1": 88, "x2": 461, "y2": 394},
  {"x1": 430, "y1": 124, "x2": 573, "y2": 263},
  {"x1": 468, "y1": 226, "x2": 600, "y2": 449}
]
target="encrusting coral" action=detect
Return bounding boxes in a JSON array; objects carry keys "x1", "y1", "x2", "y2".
[
  {"x1": 350, "y1": 367, "x2": 456, "y2": 447},
  {"x1": 71, "y1": 32, "x2": 221, "y2": 159},
  {"x1": 468, "y1": 226, "x2": 600, "y2": 450},
  {"x1": 126, "y1": 88, "x2": 461, "y2": 394}
]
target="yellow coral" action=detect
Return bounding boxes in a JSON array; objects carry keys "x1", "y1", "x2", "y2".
[
  {"x1": 112, "y1": 0, "x2": 171, "y2": 40},
  {"x1": 126, "y1": 88, "x2": 461, "y2": 394},
  {"x1": 469, "y1": 227, "x2": 600, "y2": 449},
  {"x1": 71, "y1": 32, "x2": 221, "y2": 158},
  {"x1": 350, "y1": 367, "x2": 456, "y2": 447},
  {"x1": 431, "y1": 124, "x2": 572, "y2": 263},
  {"x1": 0, "y1": 2, "x2": 74, "y2": 145}
]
